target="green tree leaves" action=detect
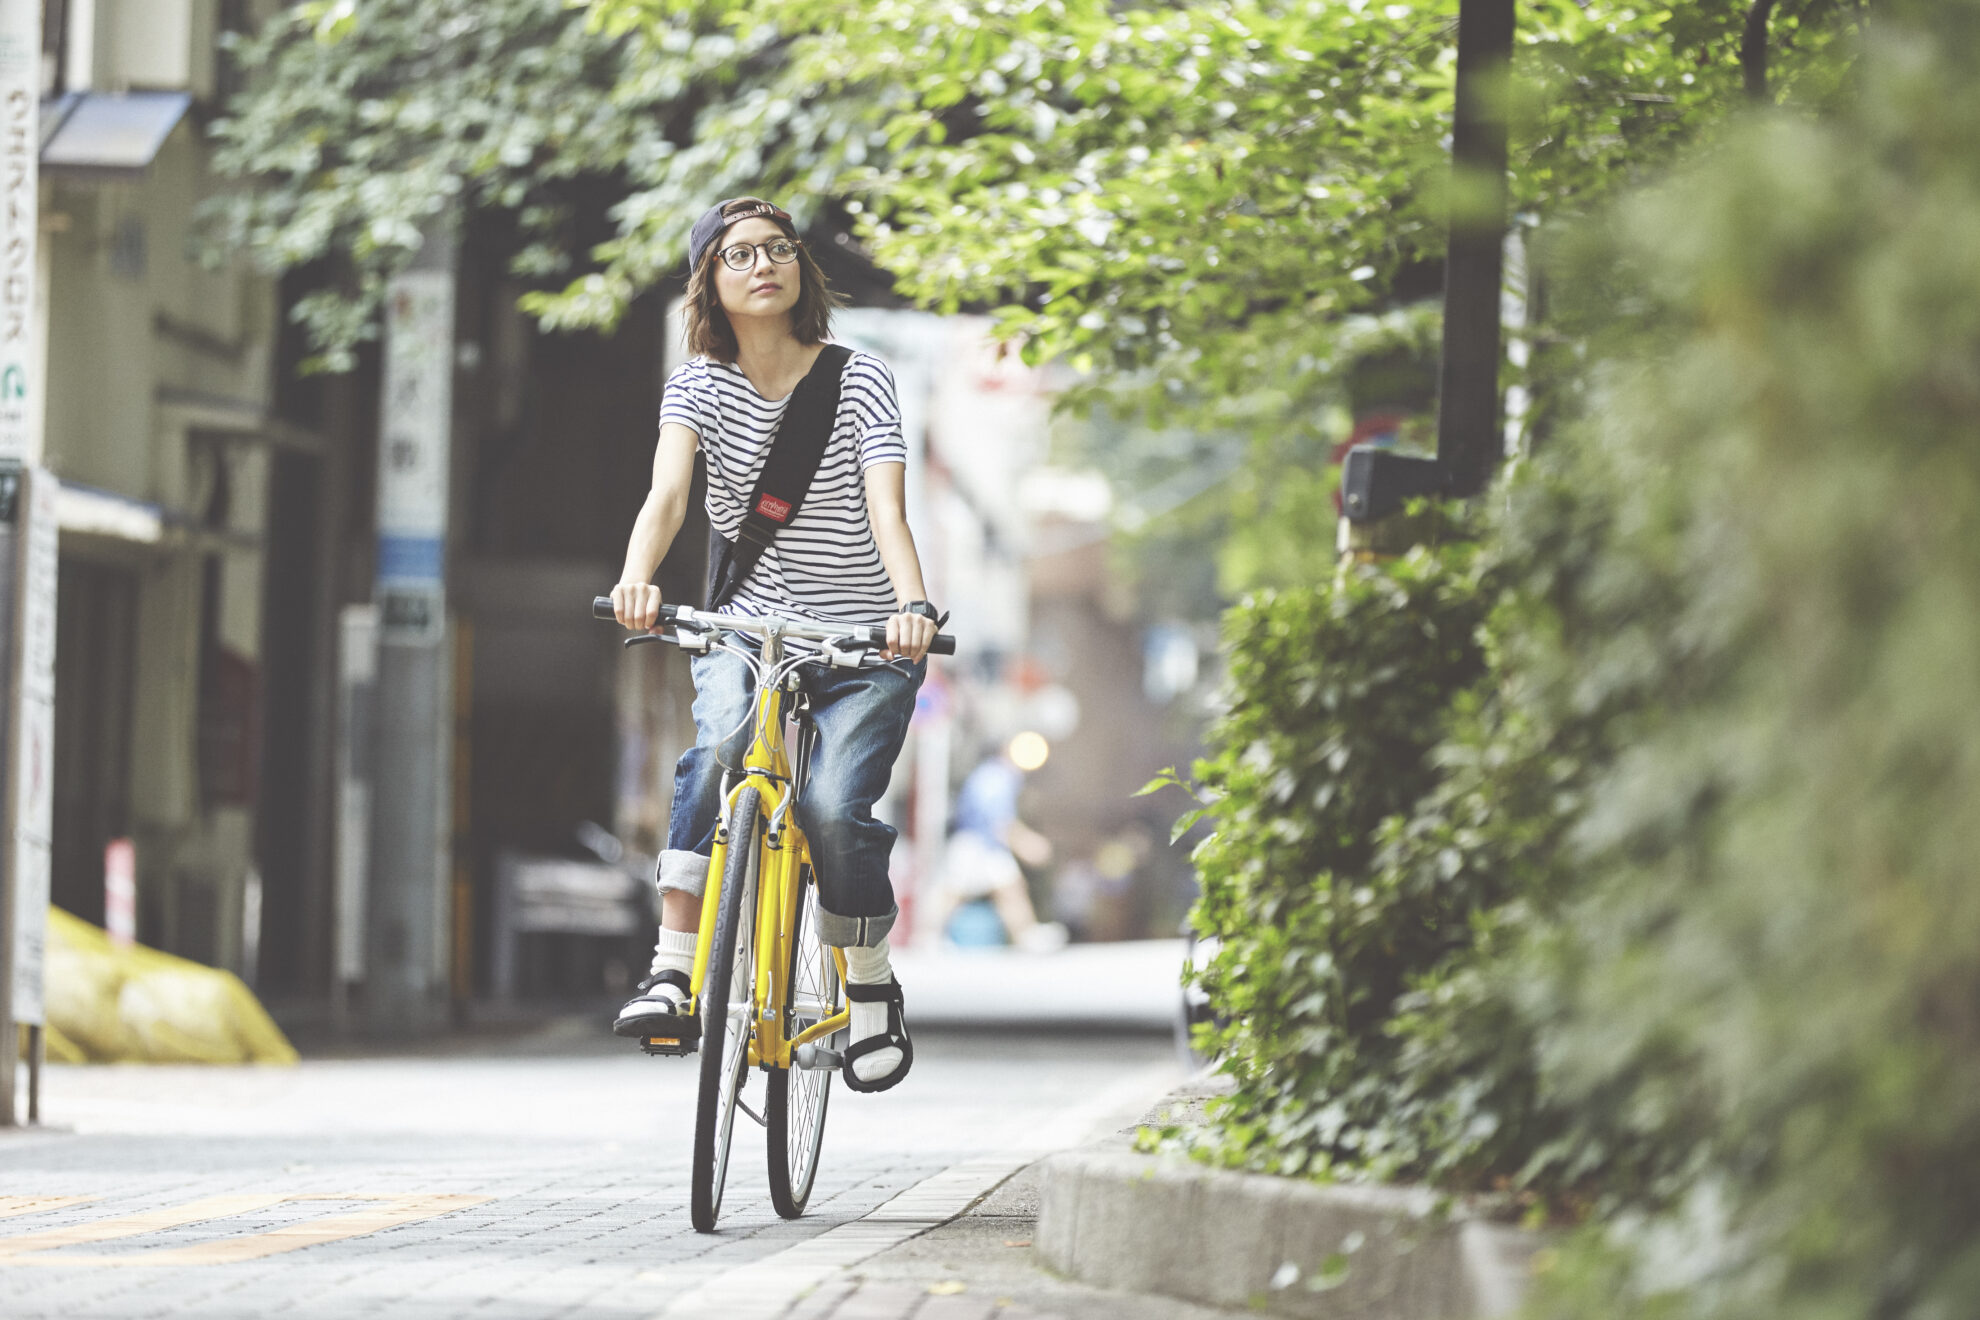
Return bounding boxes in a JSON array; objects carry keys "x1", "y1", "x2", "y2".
[
  {"x1": 208, "y1": 1, "x2": 1858, "y2": 390},
  {"x1": 203, "y1": 0, "x2": 697, "y2": 368}
]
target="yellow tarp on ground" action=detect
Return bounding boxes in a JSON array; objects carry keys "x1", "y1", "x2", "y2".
[{"x1": 38, "y1": 907, "x2": 298, "y2": 1065}]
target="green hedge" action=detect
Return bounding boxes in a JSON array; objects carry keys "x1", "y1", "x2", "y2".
[
  {"x1": 1169, "y1": 508, "x2": 1645, "y2": 1209},
  {"x1": 1513, "y1": 8, "x2": 1980, "y2": 1313},
  {"x1": 1172, "y1": 542, "x2": 1513, "y2": 1184},
  {"x1": 1176, "y1": 3, "x2": 1980, "y2": 1313}
]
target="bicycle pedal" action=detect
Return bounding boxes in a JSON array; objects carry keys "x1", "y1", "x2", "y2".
[
  {"x1": 792, "y1": 1043, "x2": 842, "y2": 1071},
  {"x1": 640, "y1": 1033, "x2": 698, "y2": 1057}
]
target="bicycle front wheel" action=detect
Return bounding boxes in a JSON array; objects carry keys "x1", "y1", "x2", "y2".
[
  {"x1": 690, "y1": 787, "x2": 760, "y2": 1234},
  {"x1": 767, "y1": 872, "x2": 837, "y2": 1218}
]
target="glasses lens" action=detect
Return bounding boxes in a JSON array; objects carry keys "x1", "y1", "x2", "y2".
[
  {"x1": 767, "y1": 239, "x2": 798, "y2": 263},
  {"x1": 720, "y1": 244, "x2": 754, "y2": 271}
]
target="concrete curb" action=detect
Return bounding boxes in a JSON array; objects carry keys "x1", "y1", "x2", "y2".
[{"x1": 1035, "y1": 1145, "x2": 1542, "y2": 1319}]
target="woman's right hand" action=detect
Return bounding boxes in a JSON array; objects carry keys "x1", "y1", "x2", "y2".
[{"x1": 612, "y1": 581, "x2": 664, "y2": 631}]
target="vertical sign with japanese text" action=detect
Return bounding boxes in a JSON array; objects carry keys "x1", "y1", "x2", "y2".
[
  {"x1": 0, "y1": 0, "x2": 37, "y2": 465},
  {"x1": 0, "y1": 0, "x2": 45, "y2": 1040},
  {"x1": 375, "y1": 267, "x2": 454, "y2": 643}
]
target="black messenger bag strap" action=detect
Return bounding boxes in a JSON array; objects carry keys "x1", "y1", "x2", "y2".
[{"x1": 705, "y1": 343, "x2": 854, "y2": 610}]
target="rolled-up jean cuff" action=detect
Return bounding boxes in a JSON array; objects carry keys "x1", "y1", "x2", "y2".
[
  {"x1": 655, "y1": 849, "x2": 711, "y2": 899},
  {"x1": 815, "y1": 906, "x2": 897, "y2": 949}
]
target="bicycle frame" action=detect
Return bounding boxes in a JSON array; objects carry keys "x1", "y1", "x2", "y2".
[{"x1": 688, "y1": 626, "x2": 850, "y2": 1071}]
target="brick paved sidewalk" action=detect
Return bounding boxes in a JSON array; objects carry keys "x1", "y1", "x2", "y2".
[{"x1": 1, "y1": 1030, "x2": 1184, "y2": 1320}]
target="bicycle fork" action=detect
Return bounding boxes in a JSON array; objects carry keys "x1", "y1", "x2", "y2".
[{"x1": 680, "y1": 776, "x2": 849, "y2": 1073}]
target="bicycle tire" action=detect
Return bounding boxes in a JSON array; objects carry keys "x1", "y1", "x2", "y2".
[
  {"x1": 767, "y1": 873, "x2": 836, "y2": 1218},
  {"x1": 690, "y1": 787, "x2": 760, "y2": 1234}
]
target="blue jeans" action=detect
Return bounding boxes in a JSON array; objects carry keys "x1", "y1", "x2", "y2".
[{"x1": 660, "y1": 648, "x2": 926, "y2": 948}]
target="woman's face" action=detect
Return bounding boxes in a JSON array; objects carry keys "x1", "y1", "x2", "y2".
[{"x1": 712, "y1": 217, "x2": 802, "y2": 325}]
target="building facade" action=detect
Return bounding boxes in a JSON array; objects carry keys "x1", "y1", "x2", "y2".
[{"x1": 40, "y1": 0, "x2": 292, "y2": 977}]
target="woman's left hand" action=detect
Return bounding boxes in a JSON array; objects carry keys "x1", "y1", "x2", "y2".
[{"x1": 884, "y1": 610, "x2": 938, "y2": 663}]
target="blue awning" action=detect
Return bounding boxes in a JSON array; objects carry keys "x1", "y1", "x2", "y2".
[{"x1": 40, "y1": 91, "x2": 193, "y2": 180}]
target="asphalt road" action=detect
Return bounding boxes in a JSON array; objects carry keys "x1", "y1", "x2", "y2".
[{"x1": 0, "y1": 1022, "x2": 1183, "y2": 1319}]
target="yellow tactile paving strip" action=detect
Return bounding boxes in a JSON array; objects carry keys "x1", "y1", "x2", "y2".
[
  {"x1": 0, "y1": 1194, "x2": 286, "y2": 1256},
  {"x1": 0, "y1": 1196, "x2": 99, "y2": 1220},
  {"x1": 0, "y1": 1194, "x2": 491, "y2": 1267}
]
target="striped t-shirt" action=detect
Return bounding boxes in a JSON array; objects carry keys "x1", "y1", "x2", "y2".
[{"x1": 660, "y1": 349, "x2": 906, "y2": 628}]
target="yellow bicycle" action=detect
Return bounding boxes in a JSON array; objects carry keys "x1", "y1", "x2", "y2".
[{"x1": 593, "y1": 597, "x2": 953, "y2": 1232}]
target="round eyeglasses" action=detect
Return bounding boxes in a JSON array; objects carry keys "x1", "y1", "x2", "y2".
[{"x1": 719, "y1": 237, "x2": 801, "y2": 271}]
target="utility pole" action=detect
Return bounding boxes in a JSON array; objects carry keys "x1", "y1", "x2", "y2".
[
  {"x1": 0, "y1": 0, "x2": 50, "y2": 1126},
  {"x1": 364, "y1": 228, "x2": 458, "y2": 1037},
  {"x1": 1435, "y1": 0, "x2": 1516, "y2": 497},
  {"x1": 1340, "y1": 0, "x2": 1515, "y2": 530}
]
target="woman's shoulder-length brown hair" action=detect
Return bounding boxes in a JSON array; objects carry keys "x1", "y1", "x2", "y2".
[{"x1": 683, "y1": 202, "x2": 845, "y2": 363}]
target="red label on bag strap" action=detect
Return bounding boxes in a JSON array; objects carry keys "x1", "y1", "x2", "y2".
[{"x1": 755, "y1": 494, "x2": 793, "y2": 522}]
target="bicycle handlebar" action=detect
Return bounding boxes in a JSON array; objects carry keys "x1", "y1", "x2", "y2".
[{"x1": 592, "y1": 596, "x2": 955, "y2": 657}]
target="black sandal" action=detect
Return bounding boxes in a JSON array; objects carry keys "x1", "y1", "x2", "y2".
[
  {"x1": 840, "y1": 977, "x2": 914, "y2": 1093},
  {"x1": 612, "y1": 968, "x2": 696, "y2": 1038}
]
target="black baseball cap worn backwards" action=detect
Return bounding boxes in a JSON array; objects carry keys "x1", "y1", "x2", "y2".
[{"x1": 688, "y1": 197, "x2": 796, "y2": 273}]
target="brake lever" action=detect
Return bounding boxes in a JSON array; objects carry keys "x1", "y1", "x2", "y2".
[
  {"x1": 622, "y1": 626, "x2": 711, "y2": 653},
  {"x1": 822, "y1": 639, "x2": 873, "y2": 668}
]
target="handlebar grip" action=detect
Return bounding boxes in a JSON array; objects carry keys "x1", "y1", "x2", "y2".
[
  {"x1": 593, "y1": 595, "x2": 680, "y2": 625},
  {"x1": 854, "y1": 628, "x2": 956, "y2": 656}
]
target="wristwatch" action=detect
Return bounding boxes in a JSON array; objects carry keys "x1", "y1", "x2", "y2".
[{"x1": 900, "y1": 600, "x2": 950, "y2": 628}]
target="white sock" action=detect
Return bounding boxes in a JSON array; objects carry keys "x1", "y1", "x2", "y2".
[
  {"x1": 647, "y1": 927, "x2": 697, "y2": 985},
  {"x1": 843, "y1": 942, "x2": 902, "y2": 1084},
  {"x1": 845, "y1": 943, "x2": 891, "y2": 985}
]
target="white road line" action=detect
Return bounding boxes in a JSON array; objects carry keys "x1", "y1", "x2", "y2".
[{"x1": 647, "y1": 1060, "x2": 1175, "y2": 1320}]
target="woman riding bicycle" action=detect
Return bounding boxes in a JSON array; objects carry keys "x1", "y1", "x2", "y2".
[{"x1": 608, "y1": 197, "x2": 939, "y2": 1093}]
